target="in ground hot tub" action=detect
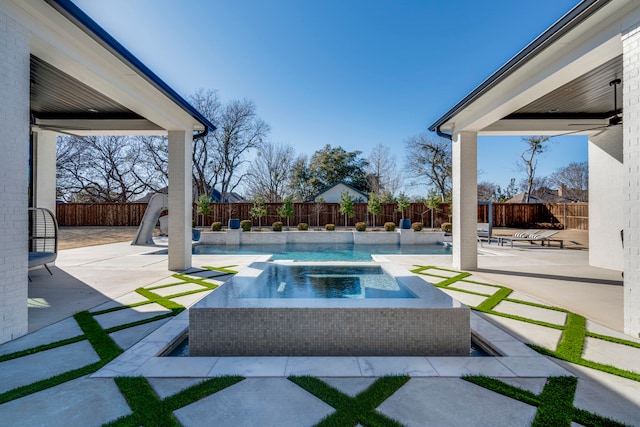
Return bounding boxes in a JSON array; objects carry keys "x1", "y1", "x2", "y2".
[{"x1": 189, "y1": 262, "x2": 470, "y2": 356}]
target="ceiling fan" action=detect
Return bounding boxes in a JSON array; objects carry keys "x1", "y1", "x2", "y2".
[{"x1": 555, "y1": 78, "x2": 622, "y2": 137}]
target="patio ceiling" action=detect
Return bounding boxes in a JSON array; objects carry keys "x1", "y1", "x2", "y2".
[
  {"x1": 481, "y1": 55, "x2": 623, "y2": 136},
  {"x1": 30, "y1": 55, "x2": 162, "y2": 134}
]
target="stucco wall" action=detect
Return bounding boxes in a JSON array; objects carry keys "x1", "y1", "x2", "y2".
[
  {"x1": 588, "y1": 129, "x2": 623, "y2": 271},
  {"x1": 0, "y1": 11, "x2": 30, "y2": 344}
]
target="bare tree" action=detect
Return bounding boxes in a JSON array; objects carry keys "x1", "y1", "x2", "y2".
[
  {"x1": 190, "y1": 89, "x2": 222, "y2": 199},
  {"x1": 214, "y1": 99, "x2": 270, "y2": 201},
  {"x1": 518, "y1": 136, "x2": 548, "y2": 203},
  {"x1": 478, "y1": 181, "x2": 497, "y2": 202},
  {"x1": 56, "y1": 135, "x2": 156, "y2": 202},
  {"x1": 245, "y1": 141, "x2": 296, "y2": 202},
  {"x1": 404, "y1": 133, "x2": 451, "y2": 201},
  {"x1": 366, "y1": 143, "x2": 401, "y2": 196},
  {"x1": 549, "y1": 161, "x2": 588, "y2": 202}
]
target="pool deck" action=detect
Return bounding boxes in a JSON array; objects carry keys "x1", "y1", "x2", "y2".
[{"x1": 2, "y1": 239, "x2": 640, "y2": 426}]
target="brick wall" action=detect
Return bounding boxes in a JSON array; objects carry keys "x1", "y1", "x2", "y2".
[
  {"x1": 0, "y1": 11, "x2": 30, "y2": 343},
  {"x1": 623, "y1": 23, "x2": 640, "y2": 338}
]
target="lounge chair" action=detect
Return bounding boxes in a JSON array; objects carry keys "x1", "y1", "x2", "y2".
[
  {"x1": 477, "y1": 223, "x2": 494, "y2": 244},
  {"x1": 28, "y1": 207, "x2": 58, "y2": 279},
  {"x1": 499, "y1": 229, "x2": 563, "y2": 248}
]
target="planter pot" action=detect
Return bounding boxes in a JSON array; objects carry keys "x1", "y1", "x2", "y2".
[
  {"x1": 228, "y1": 219, "x2": 240, "y2": 229},
  {"x1": 400, "y1": 218, "x2": 411, "y2": 229},
  {"x1": 192, "y1": 229, "x2": 201, "y2": 241}
]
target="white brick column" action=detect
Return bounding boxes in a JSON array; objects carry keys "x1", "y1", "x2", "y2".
[
  {"x1": 168, "y1": 130, "x2": 192, "y2": 271},
  {"x1": 623, "y1": 23, "x2": 640, "y2": 337},
  {"x1": 451, "y1": 131, "x2": 478, "y2": 270},
  {"x1": 33, "y1": 131, "x2": 58, "y2": 213},
  {"x1": 0, "y1": 12, "x2": 30, "y2": 344}
]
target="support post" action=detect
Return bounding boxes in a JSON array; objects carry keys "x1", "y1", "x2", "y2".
[
  {"x1": 451, "y1": 131, "x2": 478, "y2": 270},
  {"x1": 168, "y1": 130, "x2": 192, "y2": 271}
]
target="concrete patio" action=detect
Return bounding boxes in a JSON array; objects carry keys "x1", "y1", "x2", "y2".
[{"x1": 1, "y1": 237, "x2": 639, "y2": 426}]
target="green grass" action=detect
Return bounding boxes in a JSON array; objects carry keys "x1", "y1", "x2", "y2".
[
  {"x1": 464, "y1": 376, "x2": 630, "y2": 427},
  {"x1": 105, "y1": 376, "x2": 244, "y2": 427},
  {"x1": 289, "y1": 375, "x2": 409, "y2": 427},
  {"x1": 412, "y1": 265, "x2": 640, "y2": 383}
]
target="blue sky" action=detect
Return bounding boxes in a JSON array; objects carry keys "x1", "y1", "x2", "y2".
[{"x1": 73, "y1": 0, "x2": 587, "y2": 194}]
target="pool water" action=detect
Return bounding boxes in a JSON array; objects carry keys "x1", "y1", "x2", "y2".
[
  {"x1": 238, "y1": 264, "x2": 416, "y2": 299},
  {"x1": 191, "y1": 242, "x2": 450, "y2": 261}
]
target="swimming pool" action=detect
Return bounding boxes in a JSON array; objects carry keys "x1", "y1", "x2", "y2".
[
  {"x1": 237, "y1": 264, "x2": 416, "y2": 299},
  {"x1": 187, "y1": 242, "x2": 450, "y2": 261},
  {"x1": 189, "y1": 261, "x2": 470, "y2": 357}
]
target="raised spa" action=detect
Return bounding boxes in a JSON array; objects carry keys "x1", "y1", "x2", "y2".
[{"x1": 189, "y1": 262, "x2": 470, "y2": 357}]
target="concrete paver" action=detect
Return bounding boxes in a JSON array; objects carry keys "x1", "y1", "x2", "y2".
[
  {"x1": 93, "y1": 303, "x2": 170, "y2": 330},
  {"x1": 0, "y1": 317, "x2": 82, "y2": 356},
  {"x1": 484, "y1": 313, "x2": 562, "y2": 350},
  {"x1": 496, "y1": 377, "x2": 547, "y2": 394},
  {"x1": 493, "y1": 300, "x2": 567, "y2": 326},
  {"x1": 377, "y1": 378, "x2": 537, "y2": 427},
  {"x1": 147, "y1": 378, "x2": 207, "y2": 399},
  {"x1": 582, "y1": 337, "x2": 640, "y2": 374},
  {"x1": 109, "y1": 318, "x2": 169, "y2": 350},
  {"x1": 173, "y1": 378, "x2": 334, "y2": 427},
  {"x1": 568, "y1": 363, "x2": 640, "y2": 426},
  {"x1": 0, "y1": 341, "x2": 99, "y2": 394},
  {"x1": 0, "y1": 377, "x2": 131, "y2": 427}
]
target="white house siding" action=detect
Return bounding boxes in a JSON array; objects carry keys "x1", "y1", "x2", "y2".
[
  {"x1": 588, "y1": 127, "x2": 623, "y2": 271},
  {"x1": 315, "y1": 183, "x2": 367, "y2": 203},
  {"x1": 0, "y1": 10, "x2": 30, "y2": 343},
  {"x1": 623, "y1": 22, "x2": 640, "y2": 337}
]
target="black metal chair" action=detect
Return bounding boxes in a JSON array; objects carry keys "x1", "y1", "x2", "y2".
[{"x1": 28, "y1": 207, "x2": 58, "y2": 279}]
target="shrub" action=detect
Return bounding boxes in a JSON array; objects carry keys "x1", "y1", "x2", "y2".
[
  {"x1": 384, "y1": 222, "x2": 396, "y2": 232},
  {"x1": 240, "y1": 220, "x2": 252, "y2": 232},
  {"x1": 298, "y1": 223, "x2": 309, "y2": 231},
  {"x1": 441, "y1": 222, "x2": 452, "y2": 233},
  {"x1": 355, "y1": 222, "x2": 366, "y2": 231},
  {"x1": 272, "y1": 221, "x2": 283, "y2": 232},
  {"x1": 192, "y1": 220, "x2": 197, "y2": 228},
  {"x1": 211, "y1": 221, "x2": 223, "y2": 231},
  {"x1": 325, "y1": 224, "x2": 335, "y2": 231},
  {"x1": 411, "y1": 222, "x2": 423, "y2": 231}
]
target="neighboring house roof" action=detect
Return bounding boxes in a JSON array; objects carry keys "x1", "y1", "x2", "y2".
[
  {"x1": 209, "y1": 189, "x2": 245, "y2": 203},
  {"x1": 46, "y1": 0, "x2": 215, "y2": 135},
  {"x1": 309, "y1": 181, "x2": 369, "y2": 202},
  {"x1": 504, "y1": 192, "x2": 546, "y2": 204}
]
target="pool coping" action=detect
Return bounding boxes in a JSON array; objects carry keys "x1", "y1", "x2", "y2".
[{"x1": 92, "y1": 303, "x2": 571, "y2": 379}]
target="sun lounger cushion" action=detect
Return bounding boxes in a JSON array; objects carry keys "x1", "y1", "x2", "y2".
[{"x1": 514, "y1": 232, "x2": 530, "y2": 238}]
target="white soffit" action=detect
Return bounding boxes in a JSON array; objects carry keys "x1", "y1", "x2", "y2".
[
  {"x1": 7, "y1": 0, "x2": 202, "y2": 133},
  {"x1": 441, "y1": 0, "x2": 639, "y2": 135}
]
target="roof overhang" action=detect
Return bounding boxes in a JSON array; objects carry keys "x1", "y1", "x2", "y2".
[
  {"x1": 428, "y1": 0, "x2": 640, "y2": 138},
  {"x1": 3, "y1": 0, "x2": 215, "y2": 136}
]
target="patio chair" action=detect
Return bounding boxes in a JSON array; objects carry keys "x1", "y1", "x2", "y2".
[
  {"x1": 499, "y1": 229, "x2": 563, "y2": 248},
  {"x1": 28, "y1": 207, "x2": 58, "y2": 279}
]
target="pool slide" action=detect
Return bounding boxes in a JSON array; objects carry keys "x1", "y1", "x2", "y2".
[{"x1": 132, "y1": 193, "x2": 168, "y2": 245}]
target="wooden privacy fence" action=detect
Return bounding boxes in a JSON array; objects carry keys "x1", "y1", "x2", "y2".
[{"x1": 57, "y1": 202, "x2": 588, "y2": 230}]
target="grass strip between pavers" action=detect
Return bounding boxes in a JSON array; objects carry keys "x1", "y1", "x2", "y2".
[
  {"x1": 201, "y1": 265, "x2": 239, "y2": 275},
  {"x1": 0, "y1": 334, "x2": 86, "y2": 363},
  {"x1": 105, "y1": 376, "x2": 244, "y2": 427},
  {"x1": 464, "y1": 376, "x2": 630, "y2": 427},
  {"x1": 412, "y1": 265, "x2": 640, "y2": 383},
  {"x1": 74, "y1": 311, "x2": 123, "y2": 361},
  {"x1": 0, "y1": 360, "x2": 106, "y2": 405},
  {"x1": 135, "y1": 288, "x2": 185, "y2": 315},
  {"x1": 289, "y1": 375, "x2": 409, "y2": 427}
]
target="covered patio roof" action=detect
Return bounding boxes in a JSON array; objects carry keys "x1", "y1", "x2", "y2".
[
  {"x1": 22, "y1": 0, "x2": 215, "y2": 136},
  {"x1": 429, "y1": 0, "x2": 633, "y2": 137}
]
